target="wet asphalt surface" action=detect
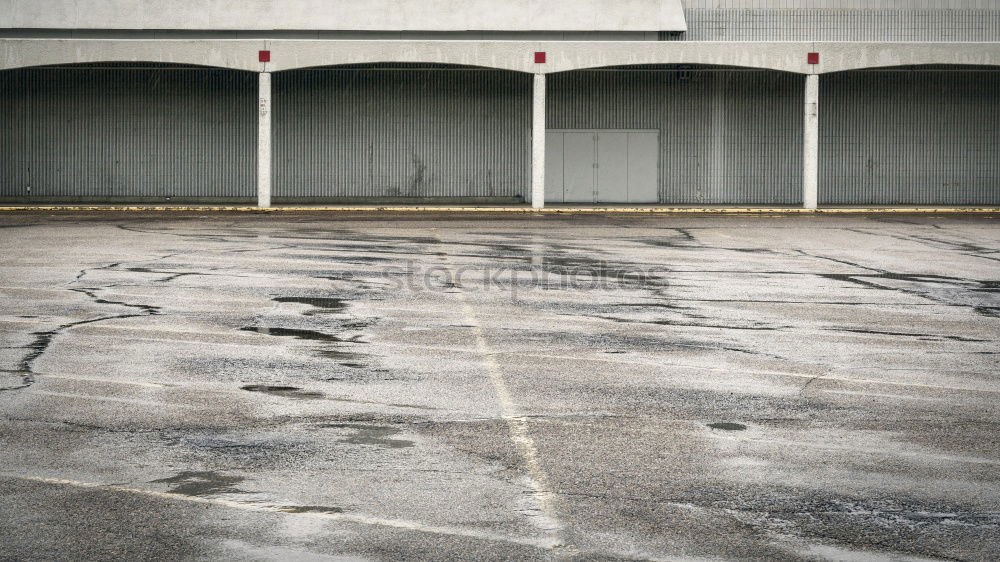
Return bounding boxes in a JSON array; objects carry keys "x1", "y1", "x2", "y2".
[{"x1": 0, "y1": 211, "x2": 998, "y2": 561}]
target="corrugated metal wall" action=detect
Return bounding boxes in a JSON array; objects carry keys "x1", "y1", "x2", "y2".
[
  {"x1": 682, "y1": 1, "x2": 996, "y2": 6},
  {"x1": 0, "y1": 70, "x2": 28, "y2": 197},
  {"x1": 820, "y1": 68, "x2": 1000, "y2": 206},
  {"x1": 0, "y1": 66, "x2": 256, "y2": 201},
  {"x1": 273, "y1": 67, "x2": 531, "y2": 201},
  {"x1": 6, "y1": 64, "x2": 998, "y2": 207},
  {"x1": 665, "y1": 9, "x2": 1000, "y2": 41},
  {"x1": 548, "y1": 68, "x2": 803, "y2": 205}
]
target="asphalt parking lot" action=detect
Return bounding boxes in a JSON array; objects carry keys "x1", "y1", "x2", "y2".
[{"x1": 1, "y1": 211, "x2": 998, "y2": 561}]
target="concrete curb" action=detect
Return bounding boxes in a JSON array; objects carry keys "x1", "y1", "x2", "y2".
[{"x1": 0, "y1": 206, "x2": 999, "y2": 214}]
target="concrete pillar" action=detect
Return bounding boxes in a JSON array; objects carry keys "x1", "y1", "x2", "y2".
[
  {"x1": 803, "y1": 74, "x2": 819, "y2": 210},
  {"x1": 258, "y1": 72, "x2": 272, "y2": 208},
  {"x1": 531, "y1": 73, "x2": 546, "y2": 209}
]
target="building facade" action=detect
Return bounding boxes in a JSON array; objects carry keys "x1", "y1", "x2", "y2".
[{"x1": 1, "y1": 0, "x2": 998, "y2": 208}]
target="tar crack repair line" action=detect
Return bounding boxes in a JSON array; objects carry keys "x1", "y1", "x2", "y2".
[
  {"x1": 0, "y1": 287, "x2": 162, "y2": 393},
  {"x1": 430, "y1": 228, "x2": 571, "y2": 551}
]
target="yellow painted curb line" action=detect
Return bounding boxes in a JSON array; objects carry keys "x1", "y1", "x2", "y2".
[{"x1": 0, "y1": 206, "x2": 998, "y2": 214}]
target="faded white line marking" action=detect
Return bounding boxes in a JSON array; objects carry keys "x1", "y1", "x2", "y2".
[
  {"x1": 30, "y1": 390, "x2": 190, "y2": 408},
  {"x1": 0, "y1": 473, "x2": 559, "y2": 550},
  {"x1": 381, "y1": 341, "x2": 1000, "y2": 395},
  {"x1": 431, "y1": 228, "x2": 568, "y2": 546},
  {"x1": 37, "y1": 373, "x2": 170, "y2": 389}
]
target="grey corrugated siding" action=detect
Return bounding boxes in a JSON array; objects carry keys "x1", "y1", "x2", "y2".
[
  {"x1": 664, "y1": 9, "x2": 1000, "y2": 41},
  {"x1": 820, "y1": 69, "x2": 1000, "y2": 206},
  {"x1": 0, "y1": 70, "x2": 28, "y2": 196},
  {"x1": 548, "y1": 69, "x2": 803, "y2": 205},
  {"x1": 0, "y1": 67, "x2": 256, "y2": 201},
  {"x1": 682, "y1": 1, "x2": 997, "y2": 7},
  {"x1": 274, "y1": 68, "x2": 531, "y2": 200}
]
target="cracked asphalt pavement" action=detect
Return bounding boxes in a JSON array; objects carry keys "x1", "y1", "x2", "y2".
[{"x1": 1, "y1": 211, "x2": 999, "y2": 561}]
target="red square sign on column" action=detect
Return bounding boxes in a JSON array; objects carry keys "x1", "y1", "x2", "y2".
[
  {"x1": 534, "y1": 52, "x2": 547, "y2": 64},
  {"x1": 259, "y1": 50, "x2": 271, "y2": 63}
]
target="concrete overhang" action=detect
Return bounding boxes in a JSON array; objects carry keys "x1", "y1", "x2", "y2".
[
  {"x1": 2, "y1": 39, "x2": 1000, "y2": 75},
  {"x1": 0, "y1": 0, "x2": 688, "y2": 32},
  {"x1": 814, "y1": 41, "x2": 1000, "y2": 73}
]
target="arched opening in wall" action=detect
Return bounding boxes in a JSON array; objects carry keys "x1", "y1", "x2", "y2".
[
  {"x1": 272, "y1": 63, "x2": 531, "y2": 204},
  {"x1": 546, "y1": 64, "x2": 804, "y2": 205},
  {"x1": 820, "y1": 65, "x2": 1000, "y2": 206},
  {"x1": 0, "y1": 62, "x2": 257, "y2": 203}
]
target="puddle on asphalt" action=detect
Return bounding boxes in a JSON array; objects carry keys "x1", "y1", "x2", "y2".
[
  {"x1": 726, "y1": 248, "x2": 779, "y2": 254},
  {"x1": 639, "y1": 239, "x2": 694, "y2": 249},
  {"x1": 275, "y1": 505, "x2": 344, "y2": 514},
  {"x1": 708, "y1": 422, "x2": 747, "y2": 431},
  {"x1": 320, "y1": 423, "x2": 414, "y2": 449},
  {"x1": 273, "y1": 296, "x2": 349, "y2": 314},
  {"x1": 241, "y1": 385, "x2": 325, "y2": 400},
  {"x1": 150, "y1": 471, "x2": 245, "y2": 496},
  {"x1": 241, "y1": 326, "x2": 351, "y2": 343},
  {"x1": 974, "y1": 306, "x2": 1000, "y2": 318},
  {"x1": 241, "y1": 326, "x2": 373, "y2": 370},
  {"x1": 597, "y1": 313, "x2": 783, "y2": 332},
  {"x1": 124, "y1": 267, "x2": 204, "y2": 281},
  {"x1": 150, "y1": 471, "x2": 346, "y2": 516},
  {"x1": 316, "y1": 349, "x2": 366, "y2": 361},
  {"x1": 316, "y1": 273, "x2": 356, "y2": 282}
]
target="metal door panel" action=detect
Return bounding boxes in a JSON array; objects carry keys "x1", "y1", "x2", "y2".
[
  {"x1": 596, "y1": 132, "x2": 629, "y2": 203},
  {"x1": 544, "y1": 131, "x2": 565, "y2": 203},
  {"x1": 627, "y1": 131, "x2": 659, "y2": 203},
  {"x1": 563, "y1": 132, "x2": 595, "y2": 203}
]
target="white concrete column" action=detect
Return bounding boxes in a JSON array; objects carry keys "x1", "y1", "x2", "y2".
[
  {"x1": 531, "y1": 73, "x2": 546, "y2": 209},
  {"x1": 803, "y1": 73, "x2": 819, "y2": 210},
  {"x1": 257, "y1": 72, "x2": 272, "y2": 208}
]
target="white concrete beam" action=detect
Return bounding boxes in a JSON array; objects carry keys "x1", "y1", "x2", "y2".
[
  {"x1": 4, "y1": 39, "x2": 1000, "y2": 75},
  {"x1": 257, "y1": 72, "x2": 272, "y2": 209},
  {"x1": 0, "y1": 39, "x2": 265, "y2": 72},
  {"x1": 264, "y1": 40, "x2": 814, "y2": 74},
  {"x1": 531, "y1": 73, "x2": 546, "y2": 209},
  {"x1": 815, "y1": 41, "x2": 1000, "y2": 73},
  {"x1": 803, "y1": 74, "x2": 819, "y2": 210}
]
